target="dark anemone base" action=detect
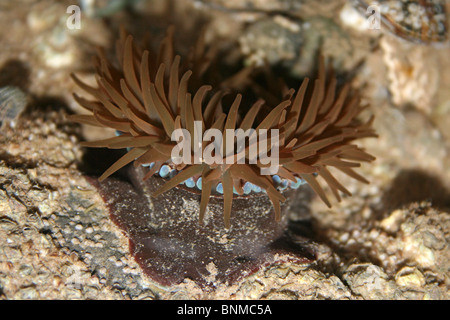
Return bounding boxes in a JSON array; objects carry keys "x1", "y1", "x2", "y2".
[{"x1": 89, "y1": 166, "x2": 316, "y2": 288}]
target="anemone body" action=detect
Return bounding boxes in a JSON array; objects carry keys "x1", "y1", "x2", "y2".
[{"x1": 71, "y1": 27, "x2": 377, "y2": 228}]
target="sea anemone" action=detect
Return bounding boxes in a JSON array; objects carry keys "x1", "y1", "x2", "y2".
[{"x1": 71, "y1": 26, "x2": 377, "y2": 229}]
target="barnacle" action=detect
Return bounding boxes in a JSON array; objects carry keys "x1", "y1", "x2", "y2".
[
  {"x1": 353, "y1": 0, "x2": 448, "y2": 45},
  {"x1": 0, "y1": 86, "x2": 29, "y2": 128},
  {"x1": 71, "y1": 26, "x2": 377, "y2": 228}
]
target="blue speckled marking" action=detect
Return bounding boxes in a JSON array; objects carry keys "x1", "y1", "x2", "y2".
[
  {"x1": 243, "y1": 182, "x2": 252, "y2": 195},
  {"x1": 272, "y1": 175, "x2": 282, "y2": 184},
  {"x1": 196, "y1": 177, "x2": 202, "y2": 190},
  {"x1": 252, "y1": 184, "x2": 262, "y2": 193},
  {"x1": 184, "y1": 177, "x2": 196, "y2": 188},
  {"x1": 159, "y1": 165, "x2": 171, "y2": 178},
  {"x1": 289, "y1": 177, "x2": 307, "y2": 189},
  {"x1": 137, "y1": 161, "x2": 309, "y2": 195}
]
